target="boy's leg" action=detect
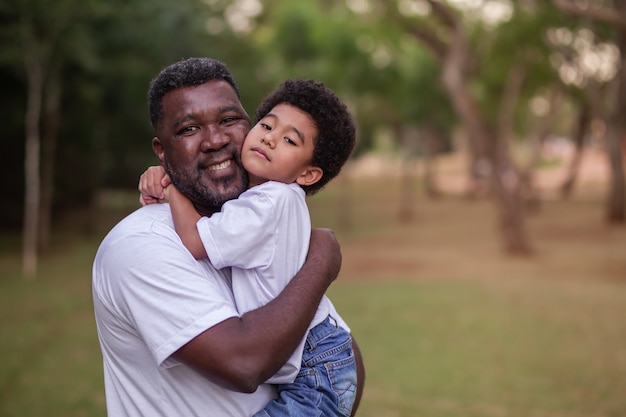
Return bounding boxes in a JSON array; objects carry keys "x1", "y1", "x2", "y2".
[{"x1": 253, "y1": 316, "x2": 357, "y2": 417}]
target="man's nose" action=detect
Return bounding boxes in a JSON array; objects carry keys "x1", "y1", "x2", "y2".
[{"x1": 201, "y1": 126, "x2": 230, "y2": 151}]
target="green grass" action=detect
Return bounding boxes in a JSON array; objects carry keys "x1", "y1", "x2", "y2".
[
  {"x1": 329, "y1": 279, "x2": 626, "y2": 417},
  {"x1": 0, "y1": 242, "x2": 106, "y2": 417},
  {"x1": 1, "y1": 176, "x2": 626, "y2": 417}
]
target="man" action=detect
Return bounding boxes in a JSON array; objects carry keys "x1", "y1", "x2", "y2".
[{"x1": 92, "y1": 57, "x2": 364, "y2": 416}]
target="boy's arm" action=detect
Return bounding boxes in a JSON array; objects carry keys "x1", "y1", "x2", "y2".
[
  {"x1": 137, "y1": 165, "x2": 206, "y2": 259},
  {"x1": 165, "y1": 186, "x2": 207, "y2": 260}
]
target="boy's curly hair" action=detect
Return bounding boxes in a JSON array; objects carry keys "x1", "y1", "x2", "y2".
[{"x1": 254, "y1": 79, "x2": 356, "y2": 195}]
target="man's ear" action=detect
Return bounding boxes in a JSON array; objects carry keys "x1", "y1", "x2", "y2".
[
  {"x1": 296, "y1": 166, "x2": 323, "y2": 187},
  {"x1": 152, "y1": 137, "x2": 165, "y2": 163}
]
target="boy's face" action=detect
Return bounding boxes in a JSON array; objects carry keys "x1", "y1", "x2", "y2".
[{"x1": 242, "y1": 103, "x2": 322, "y2": 188}]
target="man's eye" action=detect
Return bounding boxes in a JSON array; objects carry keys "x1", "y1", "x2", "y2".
[
  {"x1": 261, "y1": 123, "x2": 271, "y2": 130},
  {"x1": 222, "y1": 116, "x2": 244, "y2": 125},
  {"x1": 177, "y1": 126, "x2": 198, "y2": 135}
]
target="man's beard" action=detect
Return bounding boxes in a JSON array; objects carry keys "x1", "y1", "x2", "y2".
[{"x1": 164, "y1": 161, "x2": 249, "y2": 216}]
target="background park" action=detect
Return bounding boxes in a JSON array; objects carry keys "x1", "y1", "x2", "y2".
[{"x1": 1, "y1": 1, "x2": 625, "y2": 416}]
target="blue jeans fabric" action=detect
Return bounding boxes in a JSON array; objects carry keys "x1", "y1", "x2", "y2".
[{"x1": 254, "y1": 316, "x2": 357, "y2": 417}]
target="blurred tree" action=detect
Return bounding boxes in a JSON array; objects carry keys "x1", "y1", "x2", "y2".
[
  {"x1": 373, "y1": 0, "x2": 541, "y2": 254},
  {"x1": 552, "y1": 0, "x2": 626, "y2": 223},
  {"x1": 362, "y1": 0, "x2": 599, "y2": 254},
  {"x1": 560, "y1": 101, "x2": 591, "y2": 198},
  {"x1": 0, "y1": 0, "x2": 94, "y2": 275},
  {"x1": 0, "y1": 0, "x2": 262, "y2": 275},
  {"x1": 2, "y1": 0, "x2": 622, "y2": 266},
  {"x1": 393, "y1": 45, "x2": 455, "y2": 208},
  {"x1": 249, "y1": 0, "x2": 457, "y2": 222},
  {"x1": 245, "y1": 0, "x2": 383, "y2": 230}
]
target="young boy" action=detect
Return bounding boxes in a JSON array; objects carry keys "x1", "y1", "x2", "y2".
[{"x1": 139, "y1": 79, "x2": 358, "y2": 417}]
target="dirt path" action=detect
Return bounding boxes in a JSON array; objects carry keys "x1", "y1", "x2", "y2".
[
  {"x1": 312, "y1": 149, "x2": 625, "y2": 285},
  {"x1": 346, "y1": 148, "x2": 609, "y2": 199}
]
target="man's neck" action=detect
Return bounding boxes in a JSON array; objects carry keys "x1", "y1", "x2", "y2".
[{"x1": 193, "y1": 203, "x2": 220, "y2": 218}]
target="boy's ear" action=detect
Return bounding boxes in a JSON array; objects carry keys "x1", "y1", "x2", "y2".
[{"x1": 296, "y1": 166, "x2": 323, "y2": 187}]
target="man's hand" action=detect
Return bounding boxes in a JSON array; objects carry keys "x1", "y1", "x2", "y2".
[{"x1": 138, "y1": 165, "x2": 171, "y2": 206}]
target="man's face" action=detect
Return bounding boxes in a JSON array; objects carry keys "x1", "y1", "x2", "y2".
[{"x1": 152, "y1": 80, "x2": 251, "y2": 216}]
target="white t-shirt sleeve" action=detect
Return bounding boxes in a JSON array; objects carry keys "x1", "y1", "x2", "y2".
[
  {"x1": 196, "y1": 182, "x2": 289, "y2": 270},
  {"x1": 93, "y1": 210, "x2": 239, "y2": 368}
]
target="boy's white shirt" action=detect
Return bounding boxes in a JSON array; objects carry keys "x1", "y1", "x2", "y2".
[{"x1": 196, "y1": 181, "x2": 349, "y2": 383}]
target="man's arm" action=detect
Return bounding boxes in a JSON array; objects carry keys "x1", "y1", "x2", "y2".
[
  {"x1": 351, "y1": 337, "x2": 366, "y2": 417},
  {"x1": 174, "y1": 228, "x2": 342, "y2": 392}
]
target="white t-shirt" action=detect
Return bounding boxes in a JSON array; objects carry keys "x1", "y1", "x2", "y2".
[
  {"x1": 197, "y1": 181, "x2": 349, "y2": 383},
  {"x1": 92, "y1": 203, "x2": 275, "y2": 417}
]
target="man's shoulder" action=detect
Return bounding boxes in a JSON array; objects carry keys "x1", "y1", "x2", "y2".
[
  {"x1": 110, "y1": 204, "x2": 172, "y2": 232},
  {"x1": 98, "y1": 204, "x2": 175, "y2": 251},
  {"x1": 93, "y1": 203, "x2": 221, "y2": 286}
]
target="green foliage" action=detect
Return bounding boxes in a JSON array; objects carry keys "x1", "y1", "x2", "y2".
[
  {"x1": 0, "y1": 0, "x2": 261, "y2": 228},
  {"x1": 1, "y1": 0, "x2": 618, "y2": 228}
]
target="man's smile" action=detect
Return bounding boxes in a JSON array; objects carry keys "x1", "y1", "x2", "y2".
[{"x1": 208, "y1": 159, "x2": 232, "y2": 171}]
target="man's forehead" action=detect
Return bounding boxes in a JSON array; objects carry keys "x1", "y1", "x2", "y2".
[
  {"x1": 166, "y1": 79, "x2": 236, "y2": 101},
  {"x1": 157, "y1": 83, "x2": 249, "y2": 135},
  {"x1": 163, "y1": 81, "x2": 240, "y2": 117}
]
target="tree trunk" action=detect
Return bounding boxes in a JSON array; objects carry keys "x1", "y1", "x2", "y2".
[
  {"x1": 605, "y1": 125, "x2": 626, "y2": 222},
  {"x1": 489, "y1": 167, "x2": 531, "y2": 254},
  {"x1": 421, "y1": 123, "x2": 441, "y2": 199},
  {"x1": 551, "y1": 0, "x2": 626, "y2": 222},
  {"x1": 398, "y1": 125, "x2": 417, "y2": 222},
  {"x1": 520, "y1": 88, "x2": 562, "y2": 211},
  {"x1": 441, "y1": 31, "x2": 532, "y2": 255},
  {"x1": 560, "y1": 102, "x2": 590, "y2": 198},
  {"x1": 39, "y1": 66, "x2": 61, "y2": 254},
  {"x1": 336, "y1": 170, "x2": 353, "y2": 232},
  {"x1": 604, "y1": 28, "x2": 626, "y2": 223},
  {"x1": 22, "y1": 52, "x2": 44, "y2": 277}
]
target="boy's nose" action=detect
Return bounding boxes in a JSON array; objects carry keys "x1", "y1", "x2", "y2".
[{"x1": 261, "y1": 133, "x2": 275, "y2": 148}]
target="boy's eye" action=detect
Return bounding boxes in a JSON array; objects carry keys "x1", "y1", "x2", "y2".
[
  {"x1": 261, "y1": 123, "x2": 271, "y2": 130},
  {"x1": 284, "y1": 137, "x2": 296, "y2": 145}
]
